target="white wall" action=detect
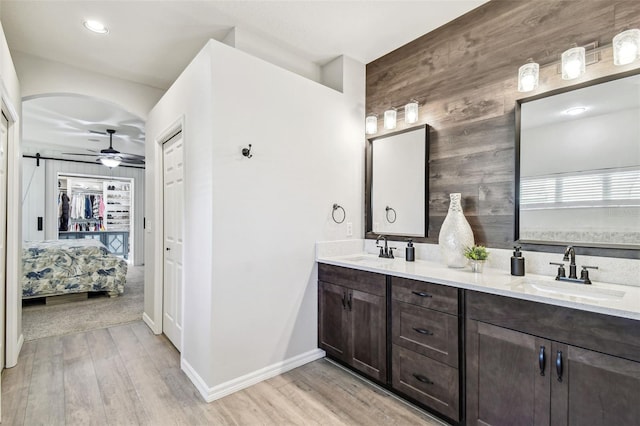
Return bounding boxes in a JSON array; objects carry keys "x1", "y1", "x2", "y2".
[
  {"x1": 145, "y1": 39, "x2": 364, "y2": 397},
  {"x1": 12, "y1": 51, "x2": 164, "y2": 120},
  {"x1": 0, "y1": 20, "x2": 23, "y2": 367},
  {"x1": 40, "y1": 159, "x2": 145, "y2": 265}
]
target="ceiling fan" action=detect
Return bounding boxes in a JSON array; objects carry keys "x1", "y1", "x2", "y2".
[{"x1": 64, "y1": 129, "x2": 145, "y2": 167}]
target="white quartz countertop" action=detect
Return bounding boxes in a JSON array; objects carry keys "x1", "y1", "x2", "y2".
[{"x1": 317, "y1": 253, "x2": 640, "y2": 321}]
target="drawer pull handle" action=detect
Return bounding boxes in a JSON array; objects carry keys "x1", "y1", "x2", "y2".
[
  {"x1": 411, "y1": 291, "x2": 432, "y2": 298},
  {"x1": 413, "y1": 327, "x2": 433, "y2": 336},
  {"x1": 412, "y1": 373, "x2": 433, "y2": 385},
  {"x1": 556, "y1": 350, "x2": 563, "y2": 382}
]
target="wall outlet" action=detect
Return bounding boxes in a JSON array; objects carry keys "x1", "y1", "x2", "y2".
[{"x1": 346, "y1": 222, "x2": 353, "y2": 237}]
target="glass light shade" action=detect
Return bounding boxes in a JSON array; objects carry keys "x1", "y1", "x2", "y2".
[
  {"x1": 384, "y1": 109, "x2": 397, "y2": 130},
  {"x1": 613, "y1": 29, "x2": 640, "y2": 66},
  {"x1": 561, "y1": 46, "x2": 586, "y2": 80},
  {"x1": 518, "y1": 61, "x2": 539, "y2": 92},
  {"x1": 83, "y1": 20, "x2": 108, "y2": 34},
  {"x1": 404, "y1": 101, "x2": 419, "y2": 124},
  {"x1": 100, "y1": 157, "x2": 121, "y2": 168},
  {"x1": 365, "y1": 115, "x2": 378, "y2": 135}
]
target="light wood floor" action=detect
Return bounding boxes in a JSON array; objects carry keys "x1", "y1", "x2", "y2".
[{"x1": 1, "y1": 321, "x2": 446, "y2": 425}]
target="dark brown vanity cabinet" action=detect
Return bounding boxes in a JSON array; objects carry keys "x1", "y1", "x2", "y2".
[
  {"x1": 318, "y1": 264, "x2": 387, "y2": 382},
  {"x1": 391, "y1": 277, "x2": 461, "y2": 422},
  {"x1": 466, "y1": 291, "x2": 640, "y2": 426}
]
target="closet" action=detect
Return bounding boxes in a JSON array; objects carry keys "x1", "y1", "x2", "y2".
[{"x1": 58, "y1": 174, "x2": 133, "y2": 260}]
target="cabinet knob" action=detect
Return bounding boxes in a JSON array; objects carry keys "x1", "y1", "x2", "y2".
[{"x1": 166, "y1": 247, "x2": 171, "y2": 251}]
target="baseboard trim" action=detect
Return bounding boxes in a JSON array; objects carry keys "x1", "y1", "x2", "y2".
[
  {"x1": 8, "y1": 333, "x2": 25, "y2": 368},
  {"x1": 182, "y1": 348, "x2": 326, "y2": 402},
  {"x1": 142, "y1": 312, "x2": 160, "y2": 334}
]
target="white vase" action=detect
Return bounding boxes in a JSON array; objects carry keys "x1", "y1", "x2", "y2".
[{"x1": 439, "y1": 193, "x2": 474, "y2": 268}]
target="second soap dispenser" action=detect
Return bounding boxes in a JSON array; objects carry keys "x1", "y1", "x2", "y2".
[
  {"x1": 405, "y1": 240, "x2": 415, "y2": 262},
  {"x1": 511, "y1": 246, "x2": 525, "y2": 276}
]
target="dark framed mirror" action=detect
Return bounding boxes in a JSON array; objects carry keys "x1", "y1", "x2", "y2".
[
  {"x1": 365, "y1": 124, "x2": 429, "y2": 240},
  {"x1": 515, "y1": 69, "x2": 640, "y2": 259}
]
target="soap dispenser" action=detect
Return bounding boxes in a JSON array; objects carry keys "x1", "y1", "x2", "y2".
[
  {"x1": 405, "y1": 240, "x2": 415, "y2": 262},
  {"x1": 511, "y1": 246, "x2": 525, "y2": 276}
]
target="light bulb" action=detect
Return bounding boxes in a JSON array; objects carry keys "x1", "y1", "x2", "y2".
[
  {"x1": 365, "y1": 115, "x2": 378, "y2": 135},
  {"x1": 404, "y1": 100, "x2": 419, "y2": 124},
  {"x1": 561, "y1": 46, "x2": 586, "y2": 80},
  {"x1": 518, "y1": 60, "x2": 539, "y2": 92},
  {"x1": 613, "y1": 29, "x2": 640, "y2": 66},
  {"x1": 384, "y1": 109, "x2": 397, "y2": 130}
]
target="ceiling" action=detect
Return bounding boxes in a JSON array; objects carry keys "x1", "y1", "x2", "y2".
[{"x1": 2, "y1": 0, "x2": 487, "y2": 160}]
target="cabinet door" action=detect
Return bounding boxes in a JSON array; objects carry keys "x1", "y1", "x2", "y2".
[
  {"x1": 349, "y1": 288, "x2": 387, "y2": 382},
  {"x1": 551, "y1": 343, "x2": 640, "y2": 426},
  {"x1": 467, "y1": 320, "x2": 551, "y2": 426},
  {"x1": 318, "y1": 281, "x2": 348, "y2": 361}
]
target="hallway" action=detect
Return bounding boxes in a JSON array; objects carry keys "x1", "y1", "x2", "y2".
[{"x1": 1, "y1": 321, "x2": 443, "y2": 425}]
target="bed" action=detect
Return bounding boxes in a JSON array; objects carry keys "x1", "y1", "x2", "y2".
[{"x1": 22, "y1": 239, "x2": 127, "y2": 299}]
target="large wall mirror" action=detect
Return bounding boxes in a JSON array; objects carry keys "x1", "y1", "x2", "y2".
[
  {"x1": 366, "y1": 125, "x2": 428, "y2": 239},
  {"x1": 516, "y1": 71, "x2": 640, "y2": 255}
]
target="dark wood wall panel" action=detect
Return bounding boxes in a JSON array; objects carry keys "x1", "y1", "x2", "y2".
[{"x1": 366, "y1": 1, "x2": 640, "y2": 249}]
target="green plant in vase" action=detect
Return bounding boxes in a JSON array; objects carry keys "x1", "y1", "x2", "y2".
[{"x1": 464, "y1": 245, "x2": 489, "y2": 272}]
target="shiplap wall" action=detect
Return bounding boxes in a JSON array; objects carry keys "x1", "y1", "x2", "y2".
[
  {"x1": 366, "y1": 1, "x2": 640, "y2": 248},
  {"x1": 41, "y1": 158, "x2": 145, "y2": 265}
]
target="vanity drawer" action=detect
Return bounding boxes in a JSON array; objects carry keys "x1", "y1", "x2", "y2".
[
  {"x1": 318, "y1": 263, "x2": 386, "y2": 296},
  {"x1": 392, "y1": 300, "x2": 458, "y2": 367},
  {"x1": 392, "y1": 277, "x2": 458, "y2": 315},
  {"x1": 392, "y1": 345, "x2": 459, "y2": 422}
]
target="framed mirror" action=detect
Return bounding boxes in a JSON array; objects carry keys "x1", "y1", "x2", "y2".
[
  {"x1": 516, "y1": 71, "x2": 640, "y2": 256},
  {"x1": 366, "y1": 125, "x2": 429, "y2": 239}
]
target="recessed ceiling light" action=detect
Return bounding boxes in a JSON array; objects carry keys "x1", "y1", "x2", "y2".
[
  {"x1": 565, "y1": 106, "x2": 587, "y2": 116},
  {"x1": 83, "y1": 20, "x2": 108, "y2": 34}
]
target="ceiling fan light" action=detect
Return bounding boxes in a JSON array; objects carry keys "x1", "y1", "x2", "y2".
[
  {"x1": 100, "y1": 157, "x2": 122, "y2": 168},
  {"x1": 83, "y1": 20, "x2": 108, "y2": 34}
]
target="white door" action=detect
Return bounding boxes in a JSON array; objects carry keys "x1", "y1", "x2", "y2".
[
  {"x1": 0, "y1": 112, "x2": 9, "y2": 372},
  {"x1": 162, "y1": 132, "x2": 184, "y2": 351}
]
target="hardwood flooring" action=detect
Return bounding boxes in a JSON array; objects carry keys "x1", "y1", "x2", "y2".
[{"x1": 2, "y1": 321, "x2": 446, "y2": 425}]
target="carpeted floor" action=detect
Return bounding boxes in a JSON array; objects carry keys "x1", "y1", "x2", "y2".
[{"x1": 22, "y1": 265, "x2": 144, "y2": 341}]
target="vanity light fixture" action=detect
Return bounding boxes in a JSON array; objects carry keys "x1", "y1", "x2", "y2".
[
  {"x1": 561, "y1": 45, "x2": 586, "y2": 80},
  {"x1": 83, "y1": 20, "x2": 109, "y2": 34},
  {"x1": 404, "y1": 100, "x2": 419, "y2": 124},
  {"x1": 517, "y1": 59, "x2": 539, "y2": 92},
  {"x1": 100, "y1": 157, "x2": 121, "y2": 168},
  {"x1": 564, "y1": 106, "x2": 587, "y2": 116},
  {"x1": 365, "y1": 114, "x2": 378, "y2": 135},
  {"x1": 384, "y1": 108, "x2": 397, "y2": 130},
  {"x1": 613, "y1": 29, "x2": 640, "y2": 66}
]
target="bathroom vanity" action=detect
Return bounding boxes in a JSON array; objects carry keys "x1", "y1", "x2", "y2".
[{"x1": 317, "y1": 255, "x2": 640, "y2": 425}]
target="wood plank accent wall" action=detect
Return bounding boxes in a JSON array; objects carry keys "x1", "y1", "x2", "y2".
[{"x1": 366, "y1": 1, "x2": 640, "y2": 249}]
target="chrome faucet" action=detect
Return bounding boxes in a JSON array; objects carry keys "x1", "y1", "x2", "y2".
[
  {"x1": 376, "y1": 235, "x2": 396, "y2": 259},
  {"x1": 563, "y1": 245, "x2": 577, "y2": 279}
]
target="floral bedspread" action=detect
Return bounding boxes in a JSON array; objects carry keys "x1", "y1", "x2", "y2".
[{"x1": 22, "y1": 239, "x2": 127, "y2": 298}]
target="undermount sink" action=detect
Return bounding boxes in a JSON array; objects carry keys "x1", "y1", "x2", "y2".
[
  {"x1": 340, "y1": 255, "x2": 394, "y2": 267},
  {"x1": 520, "y1": 279, "x2": 626, "y2": 301}
]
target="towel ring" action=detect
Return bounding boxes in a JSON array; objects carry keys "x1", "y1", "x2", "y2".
[
  {"x1": 332, "y1": 204, "x2": 346, "y2": 224},
  {"x1": 385, "y1": 206, "x2": 397, "y2": 223}
]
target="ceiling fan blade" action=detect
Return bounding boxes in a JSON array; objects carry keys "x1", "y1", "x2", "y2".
[
  {"x1": 89, "y1": 130, "x2": 107, "y2": 135},
  {"x1": 62, "y1": 152, "x2": 100, "y2": 157}
]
